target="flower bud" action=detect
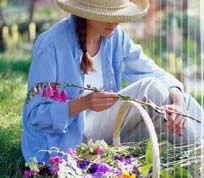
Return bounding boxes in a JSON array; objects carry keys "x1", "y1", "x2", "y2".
[
  {"x1": 51, "y1": 87, "x2": 61, "y2": 101},
  {"x1": 36, "y1": 86, "x2": 42, "y2": 94},
  {"x1": 96, "y1": 146, "x2": 105, "y2": 155},
  {"x1": 42, "y1": 88, "x2": 49, "y2": 98},
  {"x1": 60, "y1": 89, "x2": 67, "y2": 102},
  {"x1": 47, "y1": 85, "x2": 53, "y2": 97}
]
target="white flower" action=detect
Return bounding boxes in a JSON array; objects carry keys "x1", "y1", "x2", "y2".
[{"x1": 58, "y1": 155, "x2": 83, "y2": 178}]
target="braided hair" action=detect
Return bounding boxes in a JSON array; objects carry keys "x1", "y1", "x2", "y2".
[{"x1": 75, "y1": 16, "x2": 94, "y2": 74}]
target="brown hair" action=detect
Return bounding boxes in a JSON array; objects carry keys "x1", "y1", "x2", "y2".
[{"x1": 75, "y1": 16, "x2": 94, "y2": 74}]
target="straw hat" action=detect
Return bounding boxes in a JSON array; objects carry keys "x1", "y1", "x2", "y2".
[{"x1": 57, "y1": 0, "x2": 149, "y2": 23}]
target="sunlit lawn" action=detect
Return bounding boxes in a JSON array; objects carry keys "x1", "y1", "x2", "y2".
[{"x1": 0, "y1": 48, "x2": 31, "y2": 177}]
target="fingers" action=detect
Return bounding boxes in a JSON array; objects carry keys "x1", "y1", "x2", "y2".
[
  {"x1": 164, "y1": 104, "x2": 187, "y2": 137},
  {"x1": 91, "y1": 101, "x2": 117, "y2": 112},
  {"x1": 167, "y1": 113, "x2": 186, "y2": 136},
  {"x1": 94, "y1": 91, "x2": 118, "y2": 98},
  {"x1": 85, "y1": 91, "x2": 119, "y2": 112}
]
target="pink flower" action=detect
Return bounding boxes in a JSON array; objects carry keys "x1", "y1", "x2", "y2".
[
  {"x1": 49, "y1": 156, "x2": 61, "y2": 165},
  {"x1": 24, "y1": 170, "x2": 31, "y2": 178},
  {"x1": 42, "y1": 85, "x2": 54, "y2": 98},
  {"x1": 24, "y1": 170, "x2": 36, "y2": 178},
  {"x1": 47, "y1": 85, "x2": 54, "y2": 97},
  {"x1": 96, "y1": 146, "x2": 105, "y2": 155},
  {"x1": 60, "y1": 90, "x2": 67, "y2": 102},
  {"x1": 67, "y1": 148, "x2": 77, "y2": 155},
  {"x1": 30, "y1": 170, "x2": 37, "y2": 176},
  {"x1": 42, "y1": 87, "x2": 49, "y2": 97},
  {"x1": 51, "y1": 86, "x2": 61, "y2": 101},
  {"x1": 42, "y1": 84, "x2": 68, "y2": 102},
  {"x1": 51, "y1": 166, "x2": 59, "y2": 175}
]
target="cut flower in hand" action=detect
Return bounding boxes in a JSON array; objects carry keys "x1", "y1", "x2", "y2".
[{"x1": 26, "y1": 82, "x2": 200, "y2": 123}]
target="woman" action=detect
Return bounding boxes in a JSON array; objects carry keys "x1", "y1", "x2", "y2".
[{"x1": 21, "y1": 0, "x2": 203, "y2": 166}]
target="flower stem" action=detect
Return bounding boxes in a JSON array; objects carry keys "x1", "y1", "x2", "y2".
[
  {"x1": 26, "y1": 82, "x2": 201, "y2": 123},
  {"x1": 118, "y1": 93, "x2": 201, "y2": 123}
]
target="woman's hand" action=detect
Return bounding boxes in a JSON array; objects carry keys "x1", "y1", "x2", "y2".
[
  {"x1": 83, "y1": 91, "x2": 119, "y2": 112},
  {"x1": 164, "y1": 87, "x2": 187, "y2": 136},
  {"x1": 69, "y1": 91, "x2": 119, "y2": 116},
  {"x1": 162, "y1": 104, "x2": 187, "y2": 136}
]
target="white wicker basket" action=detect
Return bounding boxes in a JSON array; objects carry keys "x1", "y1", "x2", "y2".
[{"x1": 112, "y1": 100, "x2": 160, "y2": 178}]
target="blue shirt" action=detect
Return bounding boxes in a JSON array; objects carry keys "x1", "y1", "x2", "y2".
[{"x1": 21, "y1": 15, "x2": 183, "y2": 163}]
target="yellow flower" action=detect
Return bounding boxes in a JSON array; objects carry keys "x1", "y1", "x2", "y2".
[
  {"x1": 122, "y1": 169, "x2": 130, "y2": 178},
  {"x1": 121, "y1": 170, "x2": 137, "y2": 178},
  {"x1": 130, "y1": 173, "x2": 136, "y2": 178}
]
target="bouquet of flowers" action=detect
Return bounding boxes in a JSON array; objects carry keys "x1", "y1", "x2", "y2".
[
  {"x1": 24, "y1": 138, "x2": 203, "y2": 178},
  {"x1": 24, "y1": 139, "x2": 157, "y2": 178}
]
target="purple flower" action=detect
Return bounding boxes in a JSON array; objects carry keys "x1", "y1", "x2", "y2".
[
  {"x1": 114, "y1": 155, "x2": 120, "y2": 160},
  {"x1": 133, "y1": 166, "x2": 140, "y2": 176},
  {"x1": 78, "y1": 161, "x2": 90, "y2": 169},
  {"x1": 114, "y1": 155, "x2": 132, "y2": 164},
  {"x1": 88, "y1": 163, "x2": 98, "y2": 174},
  {"x1": 96, "y1": 163, "x2": 110, "y2": 173},
  {"x1": 124, "y1": 155, "x2": 132, "y2": 164}
]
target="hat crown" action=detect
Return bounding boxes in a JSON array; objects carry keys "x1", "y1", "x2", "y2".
[
  {"x1": 57, "y1": 0, "x2": 149, "y2": 23},
  {"x1": 75, "y1": 0, "x2": 129, "y2": 9}
]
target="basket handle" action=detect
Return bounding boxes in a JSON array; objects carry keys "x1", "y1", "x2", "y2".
[{"x1": 113, "y1": 100, "x2": 160, "y2": 178}]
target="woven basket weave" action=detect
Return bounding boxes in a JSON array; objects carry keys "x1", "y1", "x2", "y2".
[{"x1": 112, "y1": 100, "x2": 160, "y2": 178}]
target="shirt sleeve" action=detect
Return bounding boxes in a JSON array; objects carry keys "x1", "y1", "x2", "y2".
[
  {"x1": 24, "y1": 35, "x2": 75, "y2": 133},
  {"x1": 120, "y1": 29, "x2": 184, "y2": 91}
]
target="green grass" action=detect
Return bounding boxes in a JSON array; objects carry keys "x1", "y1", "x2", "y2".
[{"x1": 0, "y1": 48, "x2": 31, "y2": 177}]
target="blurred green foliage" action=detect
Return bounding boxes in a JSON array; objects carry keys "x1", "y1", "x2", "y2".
[{"x1": 0, "y1": 0, "x2": 15, "y2": 7}]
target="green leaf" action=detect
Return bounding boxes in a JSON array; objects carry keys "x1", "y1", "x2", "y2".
[
  {"x1": 160, "y1": 169, "x2": 173, "y2": 178},
  {"x1": 86, "y1": 84, "x2": 91, "y2": 88},
  {"x1": 91, "y1": 87, "x2": 99, "y2": 91},
  {"x1": 138, "y1": 164, "x2": 152, "y2": 176},
  {"x1": 174, "y1": 165, "x2": 193, "y2": 178},
  {"x1": 138, "y1": 140, "x2": 154, "y2": 177},
  {"x1": 118, "y1": 94, "x2": 132, "y2": 100},
  {"x1": 25, "y1": 157, "x2": 39, "y2": 172},
  {"x1": 145, "y1": 140, "x2": 152, "y2": 164}
]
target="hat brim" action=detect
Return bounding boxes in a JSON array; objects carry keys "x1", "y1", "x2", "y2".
[{"x1": 57, "y1": 0, "x2": 149, "y2": 23}]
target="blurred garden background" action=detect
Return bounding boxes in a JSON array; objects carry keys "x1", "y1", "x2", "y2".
[{"x1": 0, "y1": 0, "x2": 203, "y2": 177}]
